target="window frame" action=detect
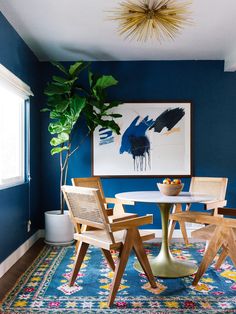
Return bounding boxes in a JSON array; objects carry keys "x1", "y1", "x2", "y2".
[{"x1": 0, "y1": 64, "x2": 33, "y2": 189}]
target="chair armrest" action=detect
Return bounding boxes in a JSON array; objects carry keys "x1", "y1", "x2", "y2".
[
  {"x1": 202, "y1": 200, "x2": 227, "y2": 210},
  {"x1": 105, "y1": 197, "x2": 135, "y2": 206},
  {"x1": 110, "y1": 215, "x2": 153, "y2": 232},
  {"x1": 108, "y1": 213, "x2": 138, "y2": 223},
  {"x1": 217, "y1": 207, "x2": 236, "y2": 216}
]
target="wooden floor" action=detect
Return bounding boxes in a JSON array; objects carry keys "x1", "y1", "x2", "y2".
[{"x1": 0, "y1": 238, "x2": 45, "y2": 301}]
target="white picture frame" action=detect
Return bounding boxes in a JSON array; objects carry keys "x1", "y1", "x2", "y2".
[{"x1": 92, "y1": 102, "x2": 192, "y2": 177}]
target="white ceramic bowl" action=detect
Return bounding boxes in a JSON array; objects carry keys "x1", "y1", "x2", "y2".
[{"x1": 157, "y1": 183, "x2": 184, "y2": 196}]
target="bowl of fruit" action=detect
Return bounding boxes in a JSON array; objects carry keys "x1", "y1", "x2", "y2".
[{"x1": 157, "y1": 178, "x2": 184, "y2": 196}]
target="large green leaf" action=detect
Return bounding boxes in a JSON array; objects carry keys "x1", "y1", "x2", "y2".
[
  {"x1": 52, "y1": 76, "x2": 68, "y2": 84},
  {"x1": 51, "y1": 146, "x2": 69, "y2": 155},
  {"x1": 69, "y1": 62, "x2": 88, "y2": 77},
  {"x1": 70, "y1": 96, "x2": 86, "y2": 120},
  {"x1": 48, "y1": 122, "x2": 68, "y2": 134},
  {"x1": 50, "y1": 110, "x2": 62, "y2": 119},
  {"x1": 55, "y1": 100, "x2": 69, "y2": 113},
  {"x1": 94, "y1": 75, "x2": 118, "y2": 90},
  {"x1": 50, "y1": 132, "x2": 69, "y2": 146},
  {"x1": 95, "y1": 118, "x2": 121, "y2": 134},
  {"x1": 44, "y1": 83, "x2": 70, "y2": 96}
]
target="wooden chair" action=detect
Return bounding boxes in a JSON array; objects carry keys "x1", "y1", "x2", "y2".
[
  {"x1": 191, "y1": 207, "x2": 236, "y2": 286},
  {"x1": 61, "y1": 185, "x2": 157, "y2": 306},
  {"x1": 71, "y1": 177, "x2": 154, "y2": 251},
  {"x1": 169, "y1": 177, "x2": 228, "y2": 245}
]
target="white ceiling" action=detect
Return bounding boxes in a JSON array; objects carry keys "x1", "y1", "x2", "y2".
[{"x1": 1, "y1": 0, "x2": 236, "y2": 71}]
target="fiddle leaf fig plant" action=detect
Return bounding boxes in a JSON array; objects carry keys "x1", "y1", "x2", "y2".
[{"x1": 42, "y1": 61, "x2": 122, "y2": 213}]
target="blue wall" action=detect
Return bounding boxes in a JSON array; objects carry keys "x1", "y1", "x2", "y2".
[
  {"x1": 1, "y1": 9, "x2": 236, "y2": 262},
  {"x1": 0, "y1": 13, "x2": 42, "y2": 262},
  {"x1": 41, "y1": 61, "x2": 236, "y2": 228}
]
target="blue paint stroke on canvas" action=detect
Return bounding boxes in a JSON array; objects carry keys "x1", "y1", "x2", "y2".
[
  {"x1": 119, "y1": 108, "x2": 185, "y2": 172},
  {"x1": 120, "y1": 116, "x2": 154, "y2": 171},
  {"x1": 98, "y1": 127, "x2": 114, "y2": 145}
]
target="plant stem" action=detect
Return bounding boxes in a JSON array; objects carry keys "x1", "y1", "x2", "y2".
[{"x1": 68, "y1": 131, "x2": 90, "y2": 158}]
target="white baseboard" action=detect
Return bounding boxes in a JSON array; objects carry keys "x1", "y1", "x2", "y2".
[{"x1": 0, "y1": 229, "x2": 44, "y2": 278}]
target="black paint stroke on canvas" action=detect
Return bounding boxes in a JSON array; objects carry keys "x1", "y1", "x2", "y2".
[{"x1": 149, "y1": 108, "x2": 185, "y2": 133}]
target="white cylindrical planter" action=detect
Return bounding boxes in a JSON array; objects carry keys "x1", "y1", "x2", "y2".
[{"x1": 44, "y1": 210, "x2": 74, "y2": 245}]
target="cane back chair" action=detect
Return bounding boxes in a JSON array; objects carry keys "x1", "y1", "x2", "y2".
[
  {"x1": 191, "y1": 207, "x2": 236, "y2": 285},
  {"x1": 169, "y1": 177, "x2": 228, "y2": 245},
  {"x1": 71, "y1": 177, "x2": 154, "y2": 250},
  {"x1": 62, "y1": 185, "x2": 157, "y2": 306}
]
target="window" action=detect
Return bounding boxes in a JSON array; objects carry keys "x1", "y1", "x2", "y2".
[{"x1": 0, "y1": 64, "x2": 33, "y2": 189}]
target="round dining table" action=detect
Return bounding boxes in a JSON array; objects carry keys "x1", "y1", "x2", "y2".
[{"x1": 115, "y1": 191, "x2": 212, "y2": 278}]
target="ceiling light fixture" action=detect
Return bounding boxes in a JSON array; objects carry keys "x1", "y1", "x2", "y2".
[{"x1": 109, "y1": 0, "x2": 192, "y2": 42}]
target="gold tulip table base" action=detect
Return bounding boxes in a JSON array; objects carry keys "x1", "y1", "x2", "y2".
[
  {"x1": 134, "y1": 257, "x2": 198, "y2": 278},
  {"x1": 134, "y1": 202, "x2": 198, "y2": 278}
]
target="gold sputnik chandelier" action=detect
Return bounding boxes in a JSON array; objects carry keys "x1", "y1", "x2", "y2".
[{"x1": 109, "y1": 0, "x2": 192, "y2": 42}]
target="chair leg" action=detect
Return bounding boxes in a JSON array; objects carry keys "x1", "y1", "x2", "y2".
[
  {"x1": 107, "y1": 229, "x2": 134, "y2": 307},
  {"x1": 227, "y1": 229, "x2": 236, "y2": 268},
  {"x1": 75, "y1": 225, "x2": 91, "y2": 252},
  {"x1": 75, "y1": 240, "x2": 79, "y2": 252},
  {"x1": 168, "y1": 204, "x2": 189, "y2": 244},
  {"x1": 69, "y1": 242, "x2": 89, "y2": 286},
  {"x1": 179, "y1": 221, "x2": 189, "y2": 245},
  {"x1": 101, "y1": 249, "x2": 115, "y2": 271},
  {"x1": 215, "y1": 245, "x2": 228, "y2": 269},
  {"x1": 192, "y1": 227, "x2": 224, "y2": 286},
  {"x1": 133, "y1": 229, "x2": 157, "y2": 288}
]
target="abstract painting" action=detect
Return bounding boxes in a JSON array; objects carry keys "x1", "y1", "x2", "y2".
[{"x1": 92, "y1": 102, "x2": 191, "y2": 176}]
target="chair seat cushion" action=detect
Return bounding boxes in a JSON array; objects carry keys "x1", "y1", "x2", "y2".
[
  {"x1": 75, "y1": 229, "x2": 155, "y2": 250},
  {"x1": 170, "y1": 211, "x2": 211, "y2": 223}
]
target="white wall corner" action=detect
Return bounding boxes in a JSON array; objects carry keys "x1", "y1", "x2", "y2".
[
  {"x1": 0, "y1": 229, "x2": 44, "y2": 278},
  {"x1": 224, "y1": 49, "x2": 236, "y2": 72}
]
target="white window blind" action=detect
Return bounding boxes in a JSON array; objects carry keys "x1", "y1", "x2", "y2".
[{"x1": 0, "y1": 64, "x2": 33, "y2": 188}]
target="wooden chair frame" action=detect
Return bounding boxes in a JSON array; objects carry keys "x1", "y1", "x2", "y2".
[
  {"x1": 62, "y1": 185, "x2": 157, "y2": 306},
  {"x1": 191, "y1": 207, "x2": 236, "y2": 285},
  {"x1": 169, "y1": 177, "x2": 228, "y2": 245}
]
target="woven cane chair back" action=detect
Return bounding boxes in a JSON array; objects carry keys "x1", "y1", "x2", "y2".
[
  {"x1": 61, "y1": 185, "x2": 115, "y2": 242},
  {"x1": 190, "y1": 177, "x2": 228, "y2": 200}
]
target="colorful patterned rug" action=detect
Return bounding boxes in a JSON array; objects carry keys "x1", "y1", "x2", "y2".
[{"x1": 1, "y1": 242, "x2": 236, "y2": 313}]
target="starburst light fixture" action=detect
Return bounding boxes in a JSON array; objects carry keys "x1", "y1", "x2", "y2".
[{"x1": 109, "y1": 0, "x2": 192, "y2": 42}]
